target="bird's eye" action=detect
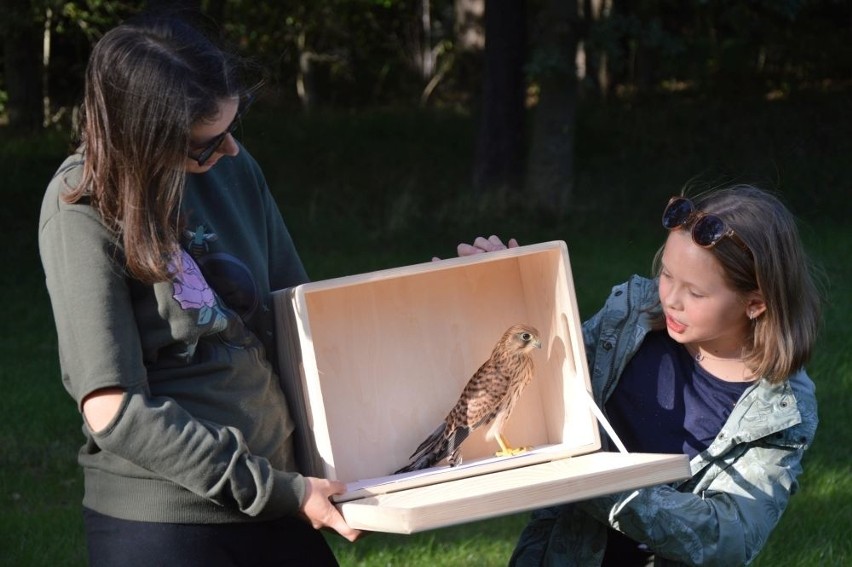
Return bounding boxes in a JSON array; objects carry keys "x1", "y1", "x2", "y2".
[{"x1": 521, "y1": 333, "x2": 531, "y2": 341}]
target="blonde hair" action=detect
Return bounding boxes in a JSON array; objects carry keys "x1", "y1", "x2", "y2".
[{"x1": 653, "y1": 185, "x2": 822, "y2": 383}]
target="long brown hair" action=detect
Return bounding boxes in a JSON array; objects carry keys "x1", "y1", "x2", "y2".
[{"x1": 65, "y1": 16, "x2": 246, "y2": 283}]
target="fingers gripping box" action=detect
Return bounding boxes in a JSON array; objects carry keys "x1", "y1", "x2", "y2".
[{"x1": 272, "y1": 241, "x2": 689, "y2": 534}]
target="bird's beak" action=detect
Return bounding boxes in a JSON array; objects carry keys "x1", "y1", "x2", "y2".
[{"x1": 533, "y1": 339, "x2": 542, "y2": 349}]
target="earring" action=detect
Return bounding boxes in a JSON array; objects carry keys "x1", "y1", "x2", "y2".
[{"x1": 748, "y1": 310, "x2": 756, "y2": 320}]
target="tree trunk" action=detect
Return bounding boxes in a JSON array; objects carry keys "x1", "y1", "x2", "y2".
[
  {"x1": 583, "y1": 0, "x2": 613, "y2": 98},
  {"x1": 296, "y1": 31, "x2": 317, "y2": 112},
  {"x1": 472, "y1": 0, "x2": 526, "y2": 200},
  {"x1": 452, "y1": 0, "x2": 485, "y2": 102},
  {"x1": 455, "y1": 0, "x2": 485, "y2": 52},
  {"x1": 3, "y1": 0, "x2": 43, "y2": 133},
  {"x1": 419, "y1": 0, "x2": 434, "y2": 79},
  {"x1": 526, "y1": 0, "x2": 579, "y2": 217}
]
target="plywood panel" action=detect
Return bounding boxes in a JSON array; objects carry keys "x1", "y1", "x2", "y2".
[{"x1": 339, "y1": 452, "x2": 690, "y2": 533}]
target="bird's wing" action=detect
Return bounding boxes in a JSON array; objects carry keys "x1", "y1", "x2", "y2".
[
  {"x1": 472, "y1": 355, "x2": 534, "y2": 430},
  {"x1": 448, "y1": 358, "x2": 511, "y2": 430}
]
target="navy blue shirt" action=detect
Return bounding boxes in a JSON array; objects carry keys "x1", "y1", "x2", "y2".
[{"x1": 605, "y1": 331, "x2": 751, "y2": 460}]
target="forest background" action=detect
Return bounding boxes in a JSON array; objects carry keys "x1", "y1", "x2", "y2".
[{"x1": 1, "y1": 0, "x2": 850, "y2": 565}]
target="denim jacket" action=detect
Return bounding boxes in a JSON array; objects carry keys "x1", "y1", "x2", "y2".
[{"x1": 510, "y1": 275, "x2": 818, "y2": 566}]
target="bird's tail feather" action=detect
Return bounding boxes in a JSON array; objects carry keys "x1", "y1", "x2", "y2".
[{"x1": 393, "y1": 423, "x2": 471, "y2": 474}]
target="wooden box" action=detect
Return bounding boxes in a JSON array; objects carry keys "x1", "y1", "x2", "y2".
[{"x1": 272, "y1": 241, "x2": 689, "y2": 533}]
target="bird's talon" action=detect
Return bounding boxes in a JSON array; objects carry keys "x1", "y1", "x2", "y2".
[{"x1": 495, "y1": 446, "x2": 530, "y2": 457}]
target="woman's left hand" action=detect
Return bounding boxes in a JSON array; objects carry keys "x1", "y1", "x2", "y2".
[{"x1": 300, "y1": 477, "x2": 362, "y2": 542}]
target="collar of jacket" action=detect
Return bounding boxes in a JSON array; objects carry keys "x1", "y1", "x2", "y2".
[{"x1": 689, "y1": 369, "x2": 816, "y2": 474}]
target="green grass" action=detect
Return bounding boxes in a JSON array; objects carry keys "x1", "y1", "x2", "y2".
[{"x1": 1, "y1": 91, "x2": 849, "y2": 565}]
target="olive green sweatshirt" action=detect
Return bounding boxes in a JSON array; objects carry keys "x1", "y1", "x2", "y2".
[{"x1": 38, "y1": 147, "x2": 311, "y2": 523}]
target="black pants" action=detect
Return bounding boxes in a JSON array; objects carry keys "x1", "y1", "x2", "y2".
[
  {"x1": 602, "y1": 527, "x2": 655, "y2": 566},
  {"x1": 84, "y1": 508, "x2": 339, "y2": 567}
]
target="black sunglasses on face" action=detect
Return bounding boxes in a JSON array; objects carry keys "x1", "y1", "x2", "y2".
[
  {"x1": 662, "y1": 196, "x2": 752, "y2": 254},
  {"x1": 188, "y1": 94, "x2": 255, "y2": 166}
]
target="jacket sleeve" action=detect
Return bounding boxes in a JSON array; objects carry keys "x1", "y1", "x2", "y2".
[
  {"x1": 578, "y1": 425, "x2": 812, "y2": 565},
  {"x1": 580, "y1": 283, "x2": 618, "y2": 378}
]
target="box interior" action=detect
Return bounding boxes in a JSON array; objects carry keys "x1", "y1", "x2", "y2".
[{"x1": 288, "y1": 242, "x2": 600, "y2": 485}]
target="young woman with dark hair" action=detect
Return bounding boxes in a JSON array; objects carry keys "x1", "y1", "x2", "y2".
[{"x1": 39, "y1": 15, "x2": 359, "y2": 566}]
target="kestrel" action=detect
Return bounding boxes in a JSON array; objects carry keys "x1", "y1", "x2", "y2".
[{"x1": 394, "y1": 324, "x2": 542, "y2": 474}]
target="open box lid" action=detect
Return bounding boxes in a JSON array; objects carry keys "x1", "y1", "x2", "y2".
[
  {"x1": 339, "y1": 452, "x2": 689, "y2": 534},
  {"x1": 272, "y1": 241, "x2": 691, "y2": 532}
]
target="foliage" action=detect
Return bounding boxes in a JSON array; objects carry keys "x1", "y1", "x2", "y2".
[
  {"x1": 2, "y1": 0, "x2": 850, "y2": 121},
  {"x1": 212, "y1": 0, "x2": 457, "y2": 108},
  {"x1": 55, "y1": 0, "x2": 143, "y2": 38},
  {"x1": 586, "y1": 0, "x2": 851, "y2": 97}
]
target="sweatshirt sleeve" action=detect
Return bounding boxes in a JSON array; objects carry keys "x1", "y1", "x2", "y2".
[
  {"x1": 264, "y1": 184, "x2": 308, "y2": 290},
  {"x1": 90, "y1": 383, "x2": 306, "y2": 518},
  {"x1": 39, "y1": 201, "x2": 305, "y2": 518},
  {"x1": 243, "y1": 148, "x2": 309, "y2": 290}
]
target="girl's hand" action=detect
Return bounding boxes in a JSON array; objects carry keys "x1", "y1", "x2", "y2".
[
  {"x1": 457, "y1": 235, "x2": 520, "y2": 256},
  {"x1": 300, "y1": 477, "x2": 362, "y2": 542}
]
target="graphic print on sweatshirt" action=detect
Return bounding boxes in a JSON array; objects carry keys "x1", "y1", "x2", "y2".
[
  {"x1": 182, "y1": 224, "x2": 261, "y2": 326},
  {"x1": 169, "y1": 248, "x2": 230, "y2": 330},
  {"x1": 169, "y1": 247, "x2": 259, "y2": 351}
]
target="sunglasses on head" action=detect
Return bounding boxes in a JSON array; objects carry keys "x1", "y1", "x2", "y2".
[
  {"x1": 188, "y1": 93, "x2": 255, "y2": 166},
  {"x1": 662, "y1": 196, "x2": 751, "y2": 254}
]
